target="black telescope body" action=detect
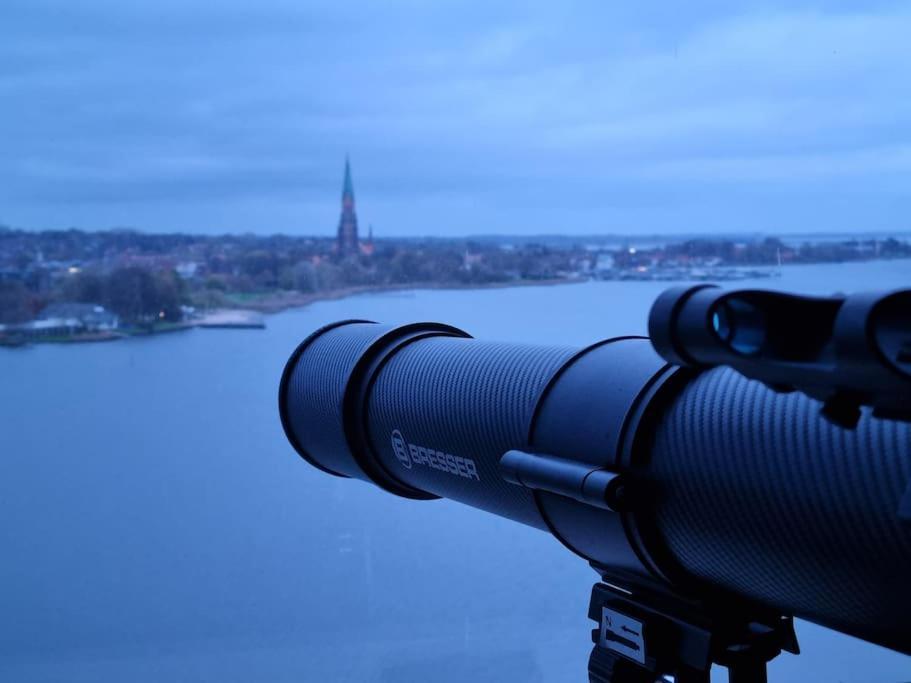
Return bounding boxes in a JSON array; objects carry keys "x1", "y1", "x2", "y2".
[{"x1": 279, "y1": 313, "x2": 911, "y2": 663}]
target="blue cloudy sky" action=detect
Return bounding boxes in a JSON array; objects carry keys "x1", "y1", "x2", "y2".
[{"x1": 1, "y1": 0, "x2": 909, "y2": 236}]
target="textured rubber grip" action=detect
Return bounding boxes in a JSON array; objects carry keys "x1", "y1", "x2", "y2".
[
  {"x1": 646, "y1": 367, "x2": 911, "y2": 653},
  {"x1": 365, "y1": 336, "x2": 578, "y2": 528}
]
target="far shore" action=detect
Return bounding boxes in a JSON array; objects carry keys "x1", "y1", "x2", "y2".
[
  {"x1": 7, "y1": 255, "x2": 905, "y2": 348},
  {"x1": 228, "y1": 276, "x2": 584, "y2": 314},
  {"x1": 0, "y1": 277, "x2": 582, "y2": 347}
]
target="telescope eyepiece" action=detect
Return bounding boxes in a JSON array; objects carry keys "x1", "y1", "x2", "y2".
[{"x1": 710, "y1": 297, "x2": 766, "y2": 356}]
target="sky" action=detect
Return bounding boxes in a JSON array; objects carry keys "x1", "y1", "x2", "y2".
[{"x1": 1, "y1": 0, "x2": 910, "y2": 237}]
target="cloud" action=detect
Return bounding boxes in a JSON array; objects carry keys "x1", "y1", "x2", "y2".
[{"x1": 0, "y1": 1, "x2": 909, "y2": 234}]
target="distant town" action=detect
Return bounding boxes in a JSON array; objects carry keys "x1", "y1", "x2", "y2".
[{"x1": 1, "y1": 158, "x2": 910, "y2": 346}]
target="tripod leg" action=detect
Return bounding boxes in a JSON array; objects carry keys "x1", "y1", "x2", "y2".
[{"x1": 675, "y1": 667, "x2": 710, "y2": 683}]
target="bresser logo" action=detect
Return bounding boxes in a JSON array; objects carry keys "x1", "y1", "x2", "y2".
[
  {"x1": 390, "y1": 429, "x2": 480, "y2": 481},
  {"x1": 391, "y1": 429, "x2": 411, "y2": 469}
]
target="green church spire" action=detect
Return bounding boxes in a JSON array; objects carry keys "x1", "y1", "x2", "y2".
[
  {"x1": 336, "y1": 155, "x2": 359, "y2": 254},
  {"x1": 342, "y1": 156, "x2": 354, "y2": 200}
]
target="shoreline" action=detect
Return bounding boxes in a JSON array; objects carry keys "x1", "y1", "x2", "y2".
[
  {"x1": 0, "y1": 277, "x2": 583, "y2": 348},
  {"x1": 5, "y1": 256, "x2": 906, "y2": 348},
  {"x1": 230, "y1": 276, "x2": 584, "y2": 314}
]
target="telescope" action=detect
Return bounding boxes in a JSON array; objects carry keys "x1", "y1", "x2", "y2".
[{"x1": 278, "y1": 285, "x2": 911, "y2": 683}]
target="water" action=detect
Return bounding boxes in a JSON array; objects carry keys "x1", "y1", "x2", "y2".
[{"x1": 1, "y1": 261, "x2": 909, "y2": 682}]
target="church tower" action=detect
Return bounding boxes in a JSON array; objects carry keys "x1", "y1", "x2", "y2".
[
  {"x1": 336, "y1": 157, "x2": 359, "y2": 255},
  {"x1": 360, "y1": 223, "x2": 375, "y2": 256}
]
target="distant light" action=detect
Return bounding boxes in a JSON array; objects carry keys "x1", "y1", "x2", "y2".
[
  {"x1": 159, "y1": 311, "x2": 165, "y2": 318},
  {"x1": 68, "y1": 266, "x2": 80, "y2": 274},
  {"x1": 628, "y1": 247, "x2": 637, "y2": 255},
  {"x1": 636, "y1": 266, "x2": 648, "y2": 272}
]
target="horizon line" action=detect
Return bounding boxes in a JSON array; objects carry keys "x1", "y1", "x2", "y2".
[{"x1": 3, "y1": 224, "x2": 911, "y2": 241}]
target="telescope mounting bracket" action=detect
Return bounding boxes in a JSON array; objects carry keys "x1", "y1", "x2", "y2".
[{"x1": 587, "y1": 577, "x2": 799, "y2": 683}]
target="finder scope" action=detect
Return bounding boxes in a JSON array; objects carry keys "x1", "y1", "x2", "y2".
[{"x1": 278, "y1": 286, "x2": 911, "y2": 682}]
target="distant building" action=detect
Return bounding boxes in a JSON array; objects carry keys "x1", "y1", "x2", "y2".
[
  {"x1": 462, "y1": 250, "x2": 484, "y2": 271},
  {"x1": 0, "y1": 267, "x2": 23, "y2": 282},
  {"x1": 13, "y1": 318, "x2": 82, "y2": 338},
  {"x1": 594, "y1": 253, "x2": 615, "y2": 272},
  {"x1": 360, "y1": 224, "x2": 375, "y2": 256},
  {"x1": 336, "y1": 157, "x2": 360, "y2": 255},
  {"x1": 38, "y1": 303, "x2": 119, "y2": 332},
  {"x1": 175, "y1": 261, "x2": 200, "y2": 279}
]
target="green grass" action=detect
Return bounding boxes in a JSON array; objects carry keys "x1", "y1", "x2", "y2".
[{"x1": 222, "y1": 291, "x2": 272, "y2": 304}]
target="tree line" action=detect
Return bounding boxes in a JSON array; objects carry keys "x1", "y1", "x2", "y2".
[{"x1": 0, "y1": 268, "x2": 186, "y2": 325}]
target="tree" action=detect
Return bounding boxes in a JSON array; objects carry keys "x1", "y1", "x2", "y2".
[
  {"x1": 0, "y1": 280, "x2": 32, "y2": 323},
  {"x1": 152, "y1": 270, "x2": 185, "y2": 322},
  {"x1": 61, "y1": 272, "x2": 105, "y2": 303},
  {"x1": 104, "y1": 267, "x2": 159, "y2": 322},
  {"x1": 102, "y1": 267, "x2": 184, "y2": 323},
  {"x1": 292, "y1": 261, "x2": 320, "y2": 292}
]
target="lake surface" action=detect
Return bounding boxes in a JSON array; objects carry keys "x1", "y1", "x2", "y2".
[{"x1": 1, "y1": 261, "x2": 909, "y2": 682}]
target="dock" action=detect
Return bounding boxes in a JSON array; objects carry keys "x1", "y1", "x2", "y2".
[{"x1": 195, "y1": 309, "x2": 266, "y2": 330}]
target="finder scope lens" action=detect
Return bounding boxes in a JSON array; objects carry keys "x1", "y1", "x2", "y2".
[{"x1": 711, "y1": 298, "x2": 766, "y2": 356}]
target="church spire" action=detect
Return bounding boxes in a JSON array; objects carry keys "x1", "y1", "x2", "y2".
[
  {"x1": 336, "y1": 156, "x2": 359, "y2": 254},
  {"x1": 342, "y1": 155, "x2": 355, "y2": 200}
]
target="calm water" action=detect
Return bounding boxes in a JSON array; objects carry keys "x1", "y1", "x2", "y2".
[{"x1": 1, "y1": 261, "x2": 909, "y2": 682}]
